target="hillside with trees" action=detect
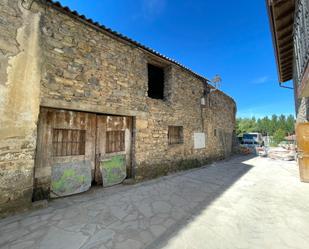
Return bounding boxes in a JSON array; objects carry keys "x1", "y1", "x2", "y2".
[{"x1": 236, "y1": 115, "x2": 295, "y2": 144}]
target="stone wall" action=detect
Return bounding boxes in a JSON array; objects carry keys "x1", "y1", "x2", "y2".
[
  {"x1": 0, "y1": 0, "x2": 42, "y2": 217},
  {"x1": 294, "y1": 73, "x2": 309, "y2": 122},
  {"x1": 296, "y1": 97, "x2": 309, "y2": 122},
  {"x1": 37, "y1": 2, "x2": 236, "y2": 178},
  {"x1": 134, "y1": 90, "x2": 236, "y2": 180},
  {"x1": 0, "y1": 0, "x2": 236, "y2": 216}
]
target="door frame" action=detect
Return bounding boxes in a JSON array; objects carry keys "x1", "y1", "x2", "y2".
[{"x1": 34, "y1": 107, "x2": 135, "y2": 200}]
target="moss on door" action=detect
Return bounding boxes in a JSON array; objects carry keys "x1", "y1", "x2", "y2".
[
  {"x1": 51, "y1": 160, "x2": 92, "y2": 197},
  {"x1": 100, "y1": 154, "x2": 126, "y2": 187}
]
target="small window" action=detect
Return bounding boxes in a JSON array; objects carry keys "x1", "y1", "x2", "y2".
[
  {"x1": 52, "y1": 129, "x2": 86, "y2": 157},
  {"x1": 106, "y1": 130, "x2": 125, "y2": 153},
  {"x1": 148, "y1": 63, "x2": 165, "y2": 99},
  {"x1": 214, "y1": 129, "x2": 217, "y2": 137},
  {"x1": 168, "y1": 126, "x2": 183, "y2": 145}
]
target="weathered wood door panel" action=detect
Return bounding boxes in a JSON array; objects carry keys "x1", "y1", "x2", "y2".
[
  {"x1": 35, "y1": 108, "x2": 96, "y2": 198},
  {"x1": 35, "y1": 108, "x2": 133, "y2": 198},
  {"x1": 296, "y1": 123, "x2": 309, "y2": 182},
  {"x1": 95, "y1": 115, "x2": 132, "y2": 187}
]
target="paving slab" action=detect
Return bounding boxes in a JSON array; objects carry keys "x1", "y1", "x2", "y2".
[{"x1": 0, "y1": 156, "x2": 309, "y2": 249}]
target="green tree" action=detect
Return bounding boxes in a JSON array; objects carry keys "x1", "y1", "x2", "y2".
[
  {"x1": 236, "y1": 117, "x2": 257, "y2": 136},
  {"x1": 270, "y1": 114, "x2": 278, "y2": 135},
  {"x1": 278, "y1": 114, "x2": 287, "y2": 131},
  {"x1": 236, "y1": 114, "x2": 295, "y2": 137},
  {"x1": 272, "y1": 128, "x2": 286, "y2": 145},
  {"x1": 286, "y1": 115, "x2": 295, "y2": 134}
]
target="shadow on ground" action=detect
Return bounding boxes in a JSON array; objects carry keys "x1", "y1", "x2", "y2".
[
  {"x1": 145, "y1": 155, "x2": 255, "y2": 249},
  {"x1": 0, "y1": 155, "x2": 255, "y2": 249}
]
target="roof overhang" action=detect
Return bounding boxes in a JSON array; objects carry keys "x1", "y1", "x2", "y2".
[{"x1": 267, "y1": 0, "x2": 295, "y2": 82}]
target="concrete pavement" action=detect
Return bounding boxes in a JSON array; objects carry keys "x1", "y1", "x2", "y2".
[{"x1": 0, "y1": 156, "x2": 309, "y2": 249}]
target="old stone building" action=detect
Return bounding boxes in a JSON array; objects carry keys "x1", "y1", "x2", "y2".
[{"x1": 0, "y1": 0, "x2": 236, "y2": 217}]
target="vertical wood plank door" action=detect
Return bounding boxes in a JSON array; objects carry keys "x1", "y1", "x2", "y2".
[
  {"x1": 35, "y1": 108, "x2": 96, "y2": 198},
  {"x1": 296, "y1": 123, "x2": 309, "y2": 182},
  {"x1": 35, "y1": 108, "x2": 133, "y2": 198},
  {"x1": 95, "y1": 115, "x2": 132, "y2": 187}
]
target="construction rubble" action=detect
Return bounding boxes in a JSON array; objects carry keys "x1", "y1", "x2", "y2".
[{"x1": 240, "y1": 145, "x2": 296, "y2": 161}]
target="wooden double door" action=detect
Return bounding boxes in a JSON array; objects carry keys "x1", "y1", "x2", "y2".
[{"x1": 35, "y1": 108, "x2": 132, "y2": 198}]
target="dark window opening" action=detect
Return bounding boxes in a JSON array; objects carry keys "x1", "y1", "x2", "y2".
[
  {"x1": 106, "y1": 130, "x2": 125, "y2": 153},
  {"x1": 52, "y1": 129, "x2": 86, "y2": 156},
  {"x1": 148, "y1": 63, "x2": 165, "y2": 99},
  {"x1": 214, "y1": 129, "x2": 217, "y2": 137},
  {"x1": 168, "y1": 126, "x2": 183, "y2": 145}
]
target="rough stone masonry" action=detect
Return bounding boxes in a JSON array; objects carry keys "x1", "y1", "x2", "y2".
[{"x1": 0, "y1": 0, "x2": 237, "y2": 217}]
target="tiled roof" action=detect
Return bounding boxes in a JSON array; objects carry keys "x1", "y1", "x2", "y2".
[{"x1": 43, "y1": 0, "x2": 211, "y2": 83}]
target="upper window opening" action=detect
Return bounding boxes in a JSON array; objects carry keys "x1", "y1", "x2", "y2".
[
  {"x1": 52, "y1": 129, "x2": 86, "y2": 157},
  {"x1": 148, "y1": 63, "x2": 165, "y2": 99},
  {"x1": 106, "y1": 130, "x2": 125, "y2": 153},
  {"x1": 168, "y1": 126, "x2": 184, "y2": 145}
]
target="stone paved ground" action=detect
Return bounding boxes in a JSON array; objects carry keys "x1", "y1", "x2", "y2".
[{"x1": 1, "y1": 156, "x2": 309, "y2": 249}]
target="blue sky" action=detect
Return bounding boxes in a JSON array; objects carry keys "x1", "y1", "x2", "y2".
[{"x1": 58, "y1": 0, "x2": 295, "y2": 118}]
